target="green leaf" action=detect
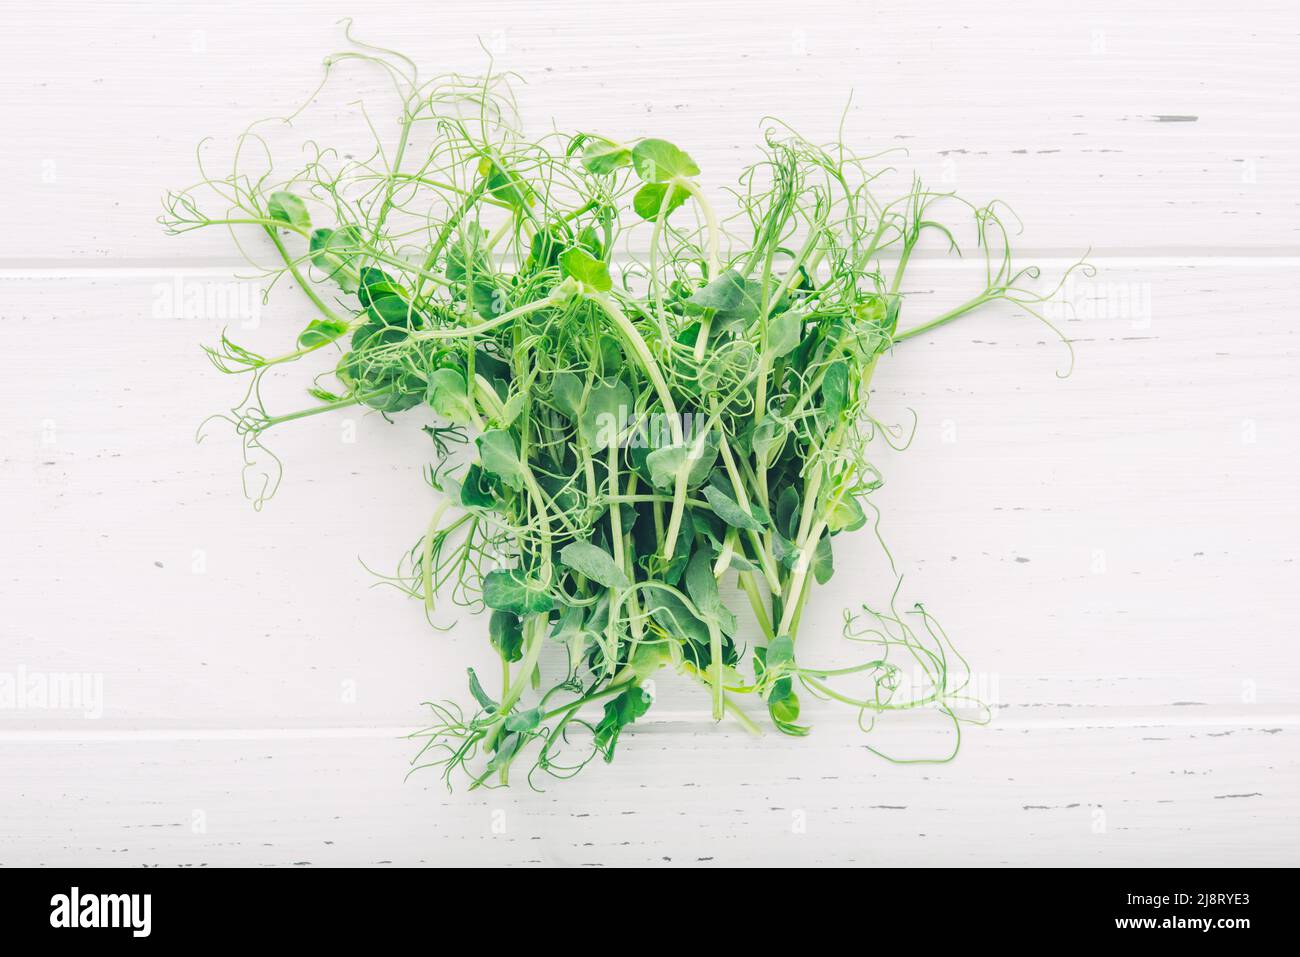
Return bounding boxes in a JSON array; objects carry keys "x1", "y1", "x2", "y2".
[
  {"x1": 446, "y1": 225, "x2": 488, "y2": 281},
  {"x1": 593, "y1": 686, "x2": 653, "y2": 761},
  {"x1": 656, "y1": 508, "x2": 695, "y2": 571},
  {"x1": 425, "y1": 367, "x2": 473, "y2": 424},
  {"x1": 480, "y1": 434, "x2": 525, "y2": 494},
  {"x1": 632, "y1": 138, "x2": 700, "y2": 182},
  {"x1": 576, "y1": 224, "x2": 604, "y2": 258},
  {"x1": 811, "y1": 532, "x2": 834, "y2": 585},
  {"x1": 459, "y1": 463, "x2": 500, "y2": 509},
  {"x1": 629, "y1": 641, "x2": 670, "y2": 679},
  {"x1": 550, "y1": 604, "x2": 595, "y2": 667},
  {"x1": 529, "y1": 226, "x2": 566, "y2": 269},
  {"x1": 469, "y1": 280, "x2": 509, "y2": 319},
  {"x1": 702, "y1": 485, "x2": 764, "y2": 532},
  {"x1": 644, "y1": 435, "x2": 718, "y2": 491},
  {"x1": 296, "y1": 318, "x2": 349, "y2": 348},
  {"x1": 684, "y1": 551, "x2": 737, "y2": 634},
  {"x1": 308, "y1": 226, "x2": 361, "y2": 292},
  {"x1": 478, "y1": 155, "x2": 533, "y2": 209},
  {"x1": 486, "y1": 731, "x2": 523, "y2": 772},
  {"x1": 466, "y1": 667, "x2": 498, "y2": 713},
  {"x1": 551, "y1": 371, "x2": 585, "y2": 419},
  {"x1": 489, "y1": 610, "x2": 523, "y2": 662},
  {"x1": 642, "y1": 588, "x2": 711, "y2": 646},
  {"x1": 769, "y1": 687, "x2": 809, "y2": 734},
  {"x1": 581, "y1": 137, "x2": 632, "y2": 175},
  {"x1": 357, "y1": 371, "x2": 424, "y2": 413},
  {"x1": 765, "y1": 635, "x2": 795, "y2": 671},
  {"x1": 482, "y1": 568, "x2": 554, "y2": 615},
  {"x1": 885, "y1": 295, "x2": 902, "y2": 335},
  {"x1": 268, "y1": 191, "x2": 311, "y2": 231},
  {"x1": 579, "y1": 378, "x2": 632, "y2": 449},
  {"x1": 473, "y1": 347, "x2": 512, "y2": 396},
  {"x1": 560, "y1": 541, "x2": 630, "y2": 589},
  {"x1": 356, "y1": 267, "x2": 407, "y2": 308},
  {"x1": 687, "y1": 269, "x2": 746, "y2": 311},
  {"x1": 476, "y1": 429, "x2": 525, "y2": 491},
  {"x1": 504, "y1": 706, "x2": 542, "y2": 734},
  {"x1": 559, "y1": 247, "x2": 612, "y2": 292},
  {"x1": 632, "y1": 182, "x2": 688, "y2": 221},
  {"x1": 767, "y1": 310, "x2": 804, "y2": 358},
  {"x1": 775, "y1": 485, "x2": 801, "y2": 540},
  {"x1": 645, "y1": 445, "x2": 686, "y2": 490},
  {"x1": 751, "y1": 417, "x2": 784, "y2": 466},
  {"x1": 772, "y1": 531, "x2": 798, "y2": 568},
  {"x1": 700, "y1": 276, "x2": 765, "y2": 330},
  {"x1": 368, "y1": 294, "x2": 423, "y2": 329},
  {"x1": 825, "y1": 492, "x2": 866, "y2": 533},
  {"x1": 497, "y1": 392, "x2": 526, "y2": 428},
  {"x1": 822, "y1": 360, "x2": 849, "y2": 419}
]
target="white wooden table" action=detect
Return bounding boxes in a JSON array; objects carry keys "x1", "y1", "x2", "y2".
[{"x1": 1, "y1": 0, "x2": 1297, "y2": 866}]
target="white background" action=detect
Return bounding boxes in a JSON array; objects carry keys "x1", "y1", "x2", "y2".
[{"x1": 1, "y1": 0, "x2": 1297, "y2": 866}]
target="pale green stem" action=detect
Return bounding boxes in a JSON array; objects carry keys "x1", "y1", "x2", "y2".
[
  {"x1": 892, "y1": 294, "x2": 994, "y2": 343},
  {"x1": 675, "y1": 178, "x2": 722, "y2": 279},
  {"x1": 421, "y1": 499, "x2": 452, "y2": 613},
  {"x1": 588, "y1": 293, "x2": 689, "y2": 560},
  {"x1": 740, "y1": 571, "x2": 774, "y2": 640},
  {"x1": 484, "y1": 614, "x2": 547, "y2": 749}
]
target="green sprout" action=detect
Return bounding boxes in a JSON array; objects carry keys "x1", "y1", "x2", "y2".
[{"x1": 163, "y1": 24, "x2": 1089, "y2": 789}]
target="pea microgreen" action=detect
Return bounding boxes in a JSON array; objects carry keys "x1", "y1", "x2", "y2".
[{"x1": 165, "y1": 30, "x2": 1089, "y2": 789}]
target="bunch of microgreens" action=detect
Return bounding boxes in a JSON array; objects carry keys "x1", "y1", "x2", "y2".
[{"x1": 163, "y1": 31, "x2": 1085, "y2": 789}]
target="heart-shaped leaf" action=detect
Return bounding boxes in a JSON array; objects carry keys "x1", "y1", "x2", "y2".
[
  {"x1": 644, "y1": 434, "x2": 718, "y2": 490},
  {"x1": 822, "y1": 360, "x2": 849, "y2": 419},
  {"x1": 632, "y1": 181, "x2": 688, "y2": 221},
  {"x1": 824, "y1": 491, "x2": 866, "y2": 533},
  {"x1": 477, "y1": 429, "x2": 525, "y2": 491},
  {"x1": 308, "y1": 226, "x2": 362, "y2": 292},
  {"x1": 296, "y1": 318, "x2": 349, "y2": 349},
  {"x1": 765, "y1": 635, "x2": 795, "y2": 671},
  {"x1": 551, "y1": 371, "x2": 585, "y2": 419},
  {"x1": 631, "y1": 139, "x2": 700, "y2": 182},
  {"x1": 687, "y1": 269, "x2": 746, "y2": 311},
  {"x1": 581, "y1": 137, "x2": 632, "y2": 175},
  {"x1": 767, "y1": 310, "x2": 804, "y2": 358},
  {"x1": 482, "y1": 568, "x2": 554, "y2": 615},
  {"x1": 426, "y1": 367, "x2": 473, "y2": 424},
  {"x1": 559, "y1": 247, "x2": 612, "y2": 292},
  {"x1": 579, "y1": 378, "x2": 632, "y2": 449},
  {"x1": 489, "y1": 610, "x2": 523, "y2": 662},
  {"x1": 593, "y1": 686, "x2": 653, "y2": 761},
  {"x1": 811, "y1": 531, "x2": 834, "y2": 585},
  {"x1": 268, "y1": 191, "x2": 311, "y2": 231}
]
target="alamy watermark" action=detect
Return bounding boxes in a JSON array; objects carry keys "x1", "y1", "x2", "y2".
[
  {"x1": 50, "y1": 887, "x2": 150, "y2": 937},
  {"x1": 591, "y1": 408, "x2": 711, "y2": 450},
  {"x1": 1042, "y1": 271, "x2": 1152, "y2": 329},
  {"x1": 0, "y1": 665, "x2": 104, "y2": 719},
  {"x1": 151, "y1": 274, "x2": 262, "y2": 326}
]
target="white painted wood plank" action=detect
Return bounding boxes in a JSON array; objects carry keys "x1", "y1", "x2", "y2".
[
  {"x1": 1, "y1": 719, "x2": 1294, "y2": 866},
  {"x1": 2, "y1": 260, "x2": 1296, "y2": 728},
  {"x1": 2, "y1": 1, "x2": 1298, "y2": 865},
  {"x1": 1, "y1": 0, "x2": 1296, "y2": 261}
]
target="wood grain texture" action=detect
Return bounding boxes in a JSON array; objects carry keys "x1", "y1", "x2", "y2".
[
  {"x1": 2, "y1": 718, "x2": 1295, "y2": 866},
  {"x1": 1, "y1": 0, "x2": 1297, "y2": 866},
  {"x1": 1, "y1": 0, "x2": 1297, "y2": 261}
]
